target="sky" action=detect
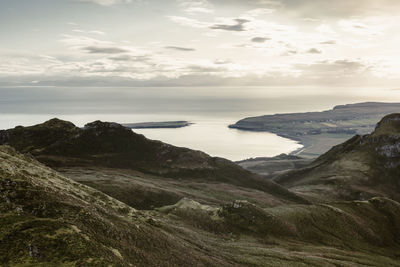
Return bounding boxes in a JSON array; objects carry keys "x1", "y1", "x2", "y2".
[{"x1": 1, "y1": 0, "x2": 400, "y2": 88}]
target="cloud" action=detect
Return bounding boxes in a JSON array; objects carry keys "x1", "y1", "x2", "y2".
[
  {"x1": 277, "y1": 0, "x2": 400, "y2": 18},
  {"x1": 210, "y1": 19, "x2": 250, "y2": 31},
  {"x1": 214, "y1": 59, "x2": 231, "y2": 65},
  {"x1": 186, "y1": 64, "x2": 226, "y2": 73},
  {"x1": 307, "y1": 48, "x2": 322, "y2": 54},
  {"x1": 83, "y1": 46, "x2": 130, "y2": 54},
  {"x1": 166, "y1": 16, "x2": 209, "y2": 28},
  {"x1": 251, "y1": 37, "x2": 270, "y2": 43},
  {"x1": 338, "y1": 18, "x2": 391, "y2": 36},
  {"x1": 71, "y1": 29, "x2": 106, "y2": 36},
  {"x1": 245, "y1": 8, "x2": 276, "y2": 17},
  {"x1": 0, "y1": 51, "x2": 395, "y2": 88},
  {"x1": 89, "y1": 31, "x2": 106, "y2": 36},
  {"x1": 178, "y1": 0, "x2": 214, "y2": 14},
  {"x1": 295, "y1": 59, "x2": 370, "y2": 79},
  {"x1": 59, "y1": 35, "x2": 147, "y2": 55},
  {"x1": 165, "y1": 46, "x2": 196, "y2": 51},
  {"x1": 281, "y1": 50, "x2": 298, "y2": 56},
  {"x1": 75, "y1": 0, "x2": 131, "y2": 6},
  {"x1": 320, "y1": 40, "x2": 336, "y2": 45},
  {"x1": 60, "y1": 34, "x2": 113, "y2": 49},
  {"x1": 108, "y1": 55, "x2": 150, "y2": 61},
  {"x1": 213, "y1": 0, "x2": 282, "y2": 9}
]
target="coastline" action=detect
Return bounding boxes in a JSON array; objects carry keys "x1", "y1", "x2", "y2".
[
  {"x1": 229, "y1": 124, "x2": 353, "y2": 159},
  {"x1": 228, "y1": 102, "x2": 400, "y2": 158}
]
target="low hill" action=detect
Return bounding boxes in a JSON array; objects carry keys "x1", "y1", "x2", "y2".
[
  {"x1": 275, "y1": 113, "x2": 400, "y2": 202},
  {"x1": 237, "y1": 154, "x2": 311, "y2": 178}
]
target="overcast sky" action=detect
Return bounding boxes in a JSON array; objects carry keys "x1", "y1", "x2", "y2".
[{"x1": 1, "y1": 0, "x2": 400, "y2": 87}]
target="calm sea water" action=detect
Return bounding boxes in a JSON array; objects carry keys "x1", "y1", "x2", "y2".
[{"x1": 1, "y1": 86, "x2": 399, "y2": 160}]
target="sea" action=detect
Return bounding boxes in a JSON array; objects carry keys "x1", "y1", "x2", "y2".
[{"x1": 1, "y1": 86, "x2": 398, "y2": 161}]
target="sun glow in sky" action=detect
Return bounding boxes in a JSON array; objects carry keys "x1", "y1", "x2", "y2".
[{"x1": 1, "y1": 0, "x2": 400, "y2": 88}]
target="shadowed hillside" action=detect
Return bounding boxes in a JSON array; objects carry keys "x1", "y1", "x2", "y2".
[{"x1": 237, "y1": 154, "x2": 312, "y2": 178}]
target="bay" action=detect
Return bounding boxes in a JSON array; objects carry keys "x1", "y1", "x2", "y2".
[{"x1": 0, "y1": 86, "x2": 398, "y2": 160}]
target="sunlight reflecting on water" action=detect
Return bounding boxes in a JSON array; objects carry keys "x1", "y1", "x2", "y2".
[{"x1": 133, "y1": 119, "x2": 302, "y2": 161}]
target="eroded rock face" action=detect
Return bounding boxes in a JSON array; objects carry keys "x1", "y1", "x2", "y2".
[
  {"x1": 371, "y1": 114, "x2": 400, "y2": 164},
  {"x1": 377, "y1": 141, "x2": 400, "y2": 158}
]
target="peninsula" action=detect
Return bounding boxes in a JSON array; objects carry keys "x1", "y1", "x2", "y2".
[
  {"x1": 230, "y1": 102, "x2": 400, "y2": 158},
  {"x1": 123, "y1": 120, "x2": 192, "y2": 129}
]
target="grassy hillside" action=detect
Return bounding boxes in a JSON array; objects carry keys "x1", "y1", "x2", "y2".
[
  {"x1": 0, "y1": 146, "x2": 226, "y2": 266},
  {"x1": 1, "y1": 145, "x2": 400, "y2": 266},
  {"x1": 237, "y1": 154, "x2": 311, "y2": 178}
]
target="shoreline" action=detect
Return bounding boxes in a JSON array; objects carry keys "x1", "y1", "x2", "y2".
[
  {"x1": 229, "y1": 124, "x2": 308, "y2": 156},
  {"x1": 230, "y1": 124, "x2": 353, "y2": 159}
]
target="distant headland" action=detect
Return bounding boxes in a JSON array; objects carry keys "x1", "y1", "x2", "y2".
[{"x1": 230, "y1": 102, "x2": 400, "y2": 158}]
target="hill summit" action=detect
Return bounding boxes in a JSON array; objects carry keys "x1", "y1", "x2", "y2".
[{"x1": 371, "y1": 113, "x2": 400, "y2": 137}]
